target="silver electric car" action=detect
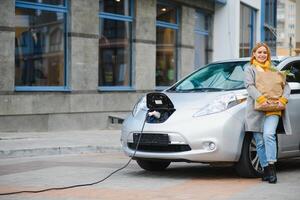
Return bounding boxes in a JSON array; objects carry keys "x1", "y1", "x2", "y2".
[{"x1": 121, "y1": 56, "x2": 300, "y2": 177}]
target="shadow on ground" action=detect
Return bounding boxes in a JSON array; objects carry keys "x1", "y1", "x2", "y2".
[
  {"x1": 128, "y1": 163, "x2": 241, "y2": 180},
  {"x1": 127, "y1": 157, "x2": 300, "y2": 180}
]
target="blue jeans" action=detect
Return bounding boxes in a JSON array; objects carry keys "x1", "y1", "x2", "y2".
[{"x1": 253, "y1": 115, "x2": 279, "y2": 167}]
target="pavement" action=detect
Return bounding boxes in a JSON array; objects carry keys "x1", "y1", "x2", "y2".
[
  {"x1": 1, "y1": 130, "x2": 300, "y2": 200},
  {"x1": 0, "y1": 129, "x2": 122, "y2": 159}
]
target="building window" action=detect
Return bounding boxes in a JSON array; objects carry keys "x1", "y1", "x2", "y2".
[
  {"x1": 15, "y1": 0, "x2": 67, "y2": 90},
  {"x1": 194, "y1": 11, "x2": 213, "y2": 69},
  {"x1": 99, "y1": 0, "x2": 133, "y2": 88},
  {"x1": 16, "y1": 0, "x2": 65, "y2": 6},
  {"x1": 156, "y1": 2, "x2": 178, "y2": 87},
  {"x1": 264, "y1": 0, "x2": 277, "y2": 55},
  {"x1": 240, "y1": 3, "x2": 256, "y2": 57}
]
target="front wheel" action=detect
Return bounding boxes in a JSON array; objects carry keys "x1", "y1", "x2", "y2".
[
  {"x1": 234, "y1": 133, "x2": 263, "y2": 177},
  {"x1": 136, "y1": 159, "x2": 171, "y2": 171}
]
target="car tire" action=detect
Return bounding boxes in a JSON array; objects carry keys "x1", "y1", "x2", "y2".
[
  {"x1": 234, "y1": 133, "x2": 263, "y2": 178},
  {"x1": 136, "y1": 159, "x2": 171, "y2": 171}
]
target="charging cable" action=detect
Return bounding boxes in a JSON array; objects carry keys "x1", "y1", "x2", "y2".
[{"x1": 0, "y1": 113, "x2": 149, "y2": 196}]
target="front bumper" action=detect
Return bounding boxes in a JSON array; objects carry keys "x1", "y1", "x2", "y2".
[{"x1": 121, "y1": 105, "x2": 245, "y2": 163}]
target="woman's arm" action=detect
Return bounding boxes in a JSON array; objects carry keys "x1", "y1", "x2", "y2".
[
  {"x1": 244, "y1": 65, "x2": 264, "y2": 101},
  {"x1": 279, "y1": 82, "x2": 291, "y2": 105},
  {"x1": 282, "y1": 82, "x2": 291, "y2": 99}
]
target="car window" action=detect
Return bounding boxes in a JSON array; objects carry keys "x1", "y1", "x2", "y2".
[
  {"x1": 272, "y1": 60, "x2": 280, "y2": 66},
  {"x1": 282, "y1": 61, "x2": 300, "y2": 83},
  {"x1": 169, "y1": 61, "x2": 248, "y2": 92}
]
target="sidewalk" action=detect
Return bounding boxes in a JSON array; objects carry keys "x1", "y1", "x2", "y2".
[{"x1": 0, "y1": 130, "x2": 122, "y2": 159}]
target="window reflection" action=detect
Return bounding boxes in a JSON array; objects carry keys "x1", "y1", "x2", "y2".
[
  {"x1": 156, "y1": 2, "x2": 178, "y2": 87},
  {"x1": 157, "y1": 4, "x2": 177, "y2": 23},
  {"x1": 17, "y1": 0, "x2": 65, "y2": 6},
  {"x1": 156, "y1": 27, "x2": 176, "y2": 86},
  {"x1": 15, "y1": 8, "x2": 65, "y2": 86},
  {"x1": 172, "y1": 62, "x2": 248, "y2": 92},
  {"x1": 264, "y1": 0, "x2": 277, "y2": 55},
  {"x1": 240, "y1": 4, "x2": 256, "y2": 57},
  {"x1": 99, "y1": 0, "x2": 130, "y2": 16},
  {"x1": 194, "y1": 12, "x2": 213, "y2": 69},
  {"x1": 99, "y1": 19, "x2": 131, "y2": 86}
]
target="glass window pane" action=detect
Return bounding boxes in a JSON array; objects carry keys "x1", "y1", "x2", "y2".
[
  {"x1": 239, "y1": 4, "x2": 256, "y2": 57},
  {"x1": 252, "y1": 10, "x2": 256, "y2": 47},
  {"x1": 15, "y1": 8, "x2": 65, "y2": 86},
  {"x1": 284, "y1": 62, "x2": 300, "y2": 82},
  {"x1": 172, "y1": 61, "x2": 248, "y2": 92},
  {"x1": 194, "y1": 34, "x2": 213, "y2": 69},
  {"x1": 205, "y1": 15, "x2": 213, "y2": 33},
  {"x1": 195, "y1": 12, "x2": 207, "y2": 31},
  {"x1": 99, "y1": 19, "x2": 131, "y2": 86},
  {"x1": 157, "y1": 4, "x2": 177, "y2": 23},
  {"x1": 240, "y1": 5, "x2": 250, "y2": 56},
  {"x1": 195, "y1": 12, "x2": 213, "y2": 69},
  {"x1": 266, "y1": 0, "x2": 270, "y2": 23},
  {"x1": 17, "y1": 0, "x2": 65, "y2": 6},
  {"x1": 99, "y1": 0, "x2": 131, "y2": 16},
  {"x1": 195, "y1": 34, "x2": 206, "y2": 68},
  {"x1": 156, "y1": 27, "x2": 177, "y2": 86},
  {"x1": 264, "y1": 0, "x2": 277, "y2": 55}
]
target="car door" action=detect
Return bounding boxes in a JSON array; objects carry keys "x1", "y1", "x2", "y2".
[{"x1": 277, "y1": 59, "x2": 300, "y2": 157}]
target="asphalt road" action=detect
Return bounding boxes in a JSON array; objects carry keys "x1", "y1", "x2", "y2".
[{"x1": 0, "y1": 152, "x2": 300, "y2": 200}]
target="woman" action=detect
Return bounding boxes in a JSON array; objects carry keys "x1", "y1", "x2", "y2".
[{"x1": 244, "y1": 43, "x2": 291, "y2": 184}]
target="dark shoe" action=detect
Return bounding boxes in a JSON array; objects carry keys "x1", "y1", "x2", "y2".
[
  {"x1": 268, "y1": 164, "x2": 277, "y2": 184},
  {"x1": 261, "y1": 166, "x2": 270, "y2": 181}
]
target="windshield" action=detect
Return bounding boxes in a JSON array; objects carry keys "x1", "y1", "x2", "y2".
[{"x1": 169, "y1": 61, "x2": 249, "y2": 92}]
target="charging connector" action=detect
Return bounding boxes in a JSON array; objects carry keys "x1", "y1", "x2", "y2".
[{"x1": 148, "y1": 110, "x2": 161, "y2": 119}]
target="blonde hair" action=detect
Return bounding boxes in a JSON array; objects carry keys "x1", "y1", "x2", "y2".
[{"x1": 250, "y1": 42, "x2": 271, "y2": 64}]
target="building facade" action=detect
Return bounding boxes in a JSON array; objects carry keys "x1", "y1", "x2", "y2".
[
  {"x1": 0, "y1": 0, "x2": 274, "y2": 132},
  {"x1": 296, "y1": 0, "x2": 300, "y2": 55},
  {"x1": 277, "y1": 0, "x2": 296, "y2": 56},
  {"x1": 263, "y1": 0, "x2": 277, "y2": 55}
]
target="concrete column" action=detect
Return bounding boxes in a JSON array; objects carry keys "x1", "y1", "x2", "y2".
[
  {"x1": 133, "y1": 0, "x2": 156, "y2": 90},
  {"x1": 295, "y1": 1, "x2": 300, "y2": 55},
  {"x1": 69, "y1": 0, "x2": 99, "y2": 91},
  {"x1": 0, "y1": 0, "x2": 14, "y2": 91},
  {"x1": 179, "y1": 6, "x2": 195, "y2": 78}
]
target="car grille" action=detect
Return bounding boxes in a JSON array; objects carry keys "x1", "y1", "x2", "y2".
[{"x1": 127, "y1": 143, "x2": 191, "y2": 153}]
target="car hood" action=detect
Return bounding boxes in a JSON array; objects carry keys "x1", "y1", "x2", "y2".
[{"x1": 164, "y1": 90, "x2": 247, "y2": 110}]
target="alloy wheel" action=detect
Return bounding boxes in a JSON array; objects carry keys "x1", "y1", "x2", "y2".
[{"x1": 249, "y1": 137, "x2": 263, "y2": 173}]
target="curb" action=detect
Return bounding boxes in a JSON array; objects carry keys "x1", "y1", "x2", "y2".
[{"x1": 0, "y1": 145, "x2": 122, "y2": 159}]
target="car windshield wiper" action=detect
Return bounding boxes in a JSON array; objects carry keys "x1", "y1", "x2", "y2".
[
  {"x1": 176, "y1": 87, "x2": 225, "y2": 92},
  {"x1": 224, "y1": 87, "x2": 245, "y2": 91}
]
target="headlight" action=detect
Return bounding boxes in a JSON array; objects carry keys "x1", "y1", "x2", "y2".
[
  {"x1": 132, "y1": 96, "x2": 147, "y2": 117},
  {"x1": 193, "y1": 93, "x2": 247, "y2": 117}
]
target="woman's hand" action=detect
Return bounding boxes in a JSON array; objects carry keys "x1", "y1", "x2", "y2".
[
  {"x1": 277, "y1": 96, "x2": 288, "y2": 110},
  {"x1": 277, "y1": 101, "x2": 285, "y2": 110},
  {"x1": 260, "y1": 101, "x2": 269, "y2": 108}
]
